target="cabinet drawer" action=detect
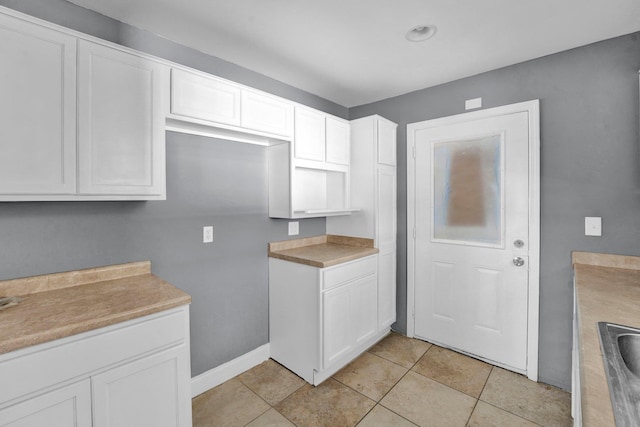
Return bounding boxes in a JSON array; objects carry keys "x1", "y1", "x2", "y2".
[
  {"x1": 322, "y1": 256, "x2": 376, "y2": 290},
  {"x1": 0, "y1": 307, "x2": 188, "y2": 406}
]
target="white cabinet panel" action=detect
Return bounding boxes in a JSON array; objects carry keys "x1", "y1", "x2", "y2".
[
  {"x1": 77, "y1": 40, "x2": 167, "y2": 197},
  {"x1": 0, "y1": 13, "x2": 76, "y2": 195},
  {"x1": 0, "y1": 380, "x2": 91, "y2": 427},
  {"x1": 377, "y1": 118, "x2": 397, "y2": 166},
  {"x1": 322, "y1": 284, "x2": 354, "y2": 368},
  {"x1": 92, "y1": 346, "x2": 190, "y2": 427},
  {"x1": 353, "y1": 275, "x2": 378, "y2": 345},
  {"x1": 326, "y1": 117, "x2": 350, "y2": 165},
  {"x1": 241, "y1": 90, "x2": 293, "y2": 136},
  {"x1": 171, "y1": 68, "x2": 241, "y2": 126},
  {"x1": 378, "y1": 250, "x2": 396, "y2": 330},
  {"x1": 377, "y1": 166, "x2": 396, "y2": 248},
  {"x1": 294, "y1": 107, "x2": 325, "y2": 161},
  {"x1": 323, "y1": 274, "x2": 377, "y2": 370},
  {"x1": 327, "y1": 115, "x2": 398, "y2": 333}
]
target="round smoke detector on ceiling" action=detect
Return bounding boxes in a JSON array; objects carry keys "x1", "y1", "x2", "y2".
[{"x1": 405, "y1": 25, "x2": 437, "y2": 42}]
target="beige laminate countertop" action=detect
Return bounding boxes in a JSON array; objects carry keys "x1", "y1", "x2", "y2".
[
  {"x1": 573, "y1": 251, "x2": 640, "y2": 427},
  {"x1": 0, "y1": 261, "x2": 191, "y2": 355},
  {"x1": 268, "y1": 235, "x2": 378, "y2": 268}
]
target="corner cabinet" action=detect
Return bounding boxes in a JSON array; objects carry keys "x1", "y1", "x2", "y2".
[
  {"x1": 269, "y1": 255, "x2": 388, "y2": 385},
  {"x1": 0, "y1": 306, "x2": 192, "y2": 427},
  {"x1": 327, "y1": 115, "x2": 398, "y2": 331},
  {"x1": 0, "y1": 11, "x2": 168, "y2": 201}
]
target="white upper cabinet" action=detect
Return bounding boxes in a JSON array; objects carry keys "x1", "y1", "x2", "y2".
[
  {"x1": 77, "y1": 40, "x2": 168, "y2": 197},
  {"x1": 0, "y1": 13, "x2": 77, "y2": 196},
  {"x1": 241, "y1": 90, "x2": 293, "y2": 137},
  {"x1": 170, "y1": 68, "x2": 241, "y2": 127},
  {"x1": 377, "y1": 118, "x2": 397, "y2": 166},
  {"x1": 294, "y1": 107, "x2": 326, "y2": 161},
  {"x1": 294, "y1": 107, "x2": 350, "y2": 165},
  {"x1": 326, "y1": 117, "x2": 350, "y2": 165}
]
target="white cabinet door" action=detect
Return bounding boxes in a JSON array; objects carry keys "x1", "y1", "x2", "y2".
[
  {"x1": 0, "y1": 380, "x2": 91, "y2": 427},
  {"x1": 92, "y1": 346, "x2": 191, "y2": 427},
  {"x1": 77, "y1": 40, "x2": 167, "y2": 197},
  {"x1": 170, "y1": 68, "x2": 241, "y2": 126},
  {"x1": 322, "y1": 274, "x2": 377, "y2": 369},
  {"x1": 241, "y1": 90, "x2": 293, "y2": 137},
  {"x1": 0, "y1": 14, "x2": 76, "y2": 195},
  {"x1": 377, "y1": 119, "x2": 397, "y2": 166},
  {"x1": 294, "y1": 107, "x2": 325, "y2": 161},
  {"x1": 353, "y1": 275, "x2": 378, "y2": 345},
  {"x1": 322, "y1": 284, "x2": 354, "y2": 369},
  {"x1": 325, "y1": 117, "x2": 350, "y2": 165}
]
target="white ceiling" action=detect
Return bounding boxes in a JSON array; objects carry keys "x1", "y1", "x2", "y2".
[{"x1": 67, "y1": 0, "x2": 640, "y2": 107}]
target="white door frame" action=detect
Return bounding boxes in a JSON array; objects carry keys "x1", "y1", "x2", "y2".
[{"x1": 406, "y1": 100, "x2": 540, "y2": 381}]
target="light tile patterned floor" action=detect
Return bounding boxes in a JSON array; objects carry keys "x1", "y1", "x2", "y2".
[{"x1": 192, "y1": 333, "x2": 572, "y2": 427}]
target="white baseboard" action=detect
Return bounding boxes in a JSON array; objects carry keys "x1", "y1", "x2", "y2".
[{"x1": 191, "y1": 343, "x2": 270, "y2": 398}]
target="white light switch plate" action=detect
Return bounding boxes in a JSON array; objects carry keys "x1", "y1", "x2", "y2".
[
  {"x1": 203, "y1": 226, "x2": 213, "y2": 243},
  {"x1": 288, "y1": 222, "x2": 299, "y2": 236},
  {"x1": 585, "y1": 217, "x2": 602, "y2": 236}
]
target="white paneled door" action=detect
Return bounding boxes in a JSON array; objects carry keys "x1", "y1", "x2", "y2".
[{"x1": 408, "y1": 101, "x2": 540, "y2": 377}]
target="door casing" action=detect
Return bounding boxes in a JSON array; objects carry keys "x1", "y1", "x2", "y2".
[{"x1": 406, "y1": 100, "x2": 540, "y2": 381}]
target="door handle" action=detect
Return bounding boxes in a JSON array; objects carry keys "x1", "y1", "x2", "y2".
[{"x1": 513, "y1": 257, "x2": 525, "y2": 267}]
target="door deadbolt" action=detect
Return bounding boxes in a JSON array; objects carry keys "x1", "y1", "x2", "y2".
[{"x1": 513, "y1": 239, "x2": 525, "y2": 248}]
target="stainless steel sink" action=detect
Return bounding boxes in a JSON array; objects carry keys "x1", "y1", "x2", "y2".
[{"x1": 598, "y1": 322, "x2": 640, "y2": 427}]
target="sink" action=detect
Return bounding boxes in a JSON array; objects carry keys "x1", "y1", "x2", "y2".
[
  {"x1": 598, "y1": 322, "x2": 640, "y2": 427},
  {"x1": 618, "y1": 334, "x2": 640, "y2": 378}
]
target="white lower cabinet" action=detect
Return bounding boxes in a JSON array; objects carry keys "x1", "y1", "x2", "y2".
[
  {"x1": 0, "y1": 306, "x2": 192, "y2": 427},
  {"x1": 270, "y1": 255, "x2": 388, "y2": 385},
  {"x1": 0, "y1": 380, "x2": 92, "y2": 427}
]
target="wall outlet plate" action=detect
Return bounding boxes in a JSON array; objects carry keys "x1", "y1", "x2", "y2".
[
  {"x1": 203, "y1": 226, "x2": 213, "y2": 243},
  {"x1": 585, "y1": 217, "x2": 602, "y2": 236},
  {"x1": 288, "y1": 222, "x2": 299, "y2": 236}
]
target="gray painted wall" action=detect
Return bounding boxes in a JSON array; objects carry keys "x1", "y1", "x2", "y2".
[
  {"x1": 4, "y1": 0, "x2": 640, "y2": 390},
  {"x1": 350, "y1": 32, "x2": 640, "y2": 389},
  {"x1": 0, "y1": 0, "x2": 330, "y2": 377}
]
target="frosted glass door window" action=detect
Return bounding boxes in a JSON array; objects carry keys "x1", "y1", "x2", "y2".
[{"x1": 432, "y1": 134, "x2": 504, "y2": 246}]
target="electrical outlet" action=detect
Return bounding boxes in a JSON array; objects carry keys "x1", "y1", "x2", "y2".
[
  {"x1": 288, "y1": 221, "x2": 299, "y2": 236},
  {"x1": 585, "y1": 217, "x2": 602, "y2": 236},
  {"x1": 203, "y1": 226, "x2": 213, "y2": 243}
]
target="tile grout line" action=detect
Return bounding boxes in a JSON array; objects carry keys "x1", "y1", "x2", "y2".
[
  {"x1": 476, "y1": 401, "x2": 545, "y2": 427},
  {"x1": 462, "y1": 366, "x2": 493, "y2": 426},
  {"x1": 354, "y1": 344, "x2": 432, "y2": 426}
]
